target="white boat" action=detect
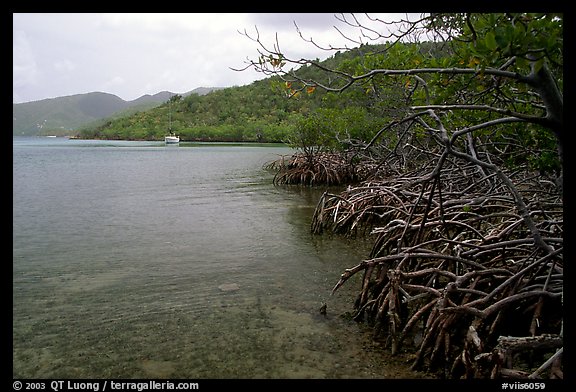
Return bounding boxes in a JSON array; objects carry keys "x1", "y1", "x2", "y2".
[
  {"x1": 164, "y1": 100, "x2": 180, "y2": 144},
  {"x1": 165, "y1": 134, "x2": 180, "y2": 144}
]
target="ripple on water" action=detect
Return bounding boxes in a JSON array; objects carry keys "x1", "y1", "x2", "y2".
[{"x1": 13, "y1": 141, "x2": 432, "y2": 379}]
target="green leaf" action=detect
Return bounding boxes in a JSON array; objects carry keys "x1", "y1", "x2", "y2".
[{"x1": 485, "y1": 32, "x2": 498, "y2": 50}]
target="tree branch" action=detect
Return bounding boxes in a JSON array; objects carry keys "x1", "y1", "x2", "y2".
[{"x1": 411, "y1": 104, "x2": 548, "y2": 126}]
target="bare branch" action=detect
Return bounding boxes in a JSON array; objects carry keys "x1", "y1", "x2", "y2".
[{"x1": 411, "y1": 104, "x2": 548, "y2": 126}]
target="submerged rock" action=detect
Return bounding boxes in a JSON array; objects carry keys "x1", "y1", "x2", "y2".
[{"x1": 218, "y1": 283, "x2": 240, "y2": 292}]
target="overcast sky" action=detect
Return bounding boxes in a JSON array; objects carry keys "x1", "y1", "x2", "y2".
[{"x1": 13, "y1": 13, "x2": 413, "y2": 104}]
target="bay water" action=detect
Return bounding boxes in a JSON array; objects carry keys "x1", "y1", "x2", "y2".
[{"x1": 12, "y1": 137, "x2": 422, "y2": 379}]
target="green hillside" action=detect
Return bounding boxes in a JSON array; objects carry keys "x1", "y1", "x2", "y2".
[
  {"x1": 79, "y1": 44, "x2": 395, "y2": 143},
  {"x1": 13, "y1": 92, "x2": 123, "y2": 136},
  {"x1": 13, "y1": 88, "x2": 222, "y2": 136}
]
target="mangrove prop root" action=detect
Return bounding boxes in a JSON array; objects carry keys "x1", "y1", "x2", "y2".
[
  {"x1": 265, "y1": 151, "x2": 363, "y2": 186},
  {"x1": 318, "y1": 160, "x2": 562, "y2": 379}
]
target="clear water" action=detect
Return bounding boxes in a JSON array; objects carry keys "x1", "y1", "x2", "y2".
[{"x1": 13, "y1": 137, "x2": 425, "y2": 379}]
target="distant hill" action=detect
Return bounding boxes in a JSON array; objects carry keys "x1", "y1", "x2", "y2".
[{"x1": 12, "y1": 87, "x2": 222, "y2": 136}]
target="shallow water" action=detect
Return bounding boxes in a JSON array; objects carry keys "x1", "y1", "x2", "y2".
[{"x1": 13, "y1": 137, "x2": 426, "y2": 379}]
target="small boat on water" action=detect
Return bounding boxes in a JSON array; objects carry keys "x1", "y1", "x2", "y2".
[
  {"x1": 164, "y1": 99, "x2": 180, "y2": 145},
  {"x1": 165, "y1": 133, "x2": 180, "y2": 144}
]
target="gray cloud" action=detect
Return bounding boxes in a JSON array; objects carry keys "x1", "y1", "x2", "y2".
[
  {"x1": 13, "y1": 13, "x2": 400, "y2": 103},
  {"x1": 245, "y1": 13, "x2": 343, "y2": 31}
]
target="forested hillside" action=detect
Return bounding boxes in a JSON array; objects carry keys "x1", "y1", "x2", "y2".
[
  {"x1": 13, "y1": 88, "x2": 222, "y2": 136},
  {"x1": 13, "y1": 92, "x2": 129, "y2": 136},
  {"x1": 78, "y1": 44, "x2": 395, "y2": 143}
]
